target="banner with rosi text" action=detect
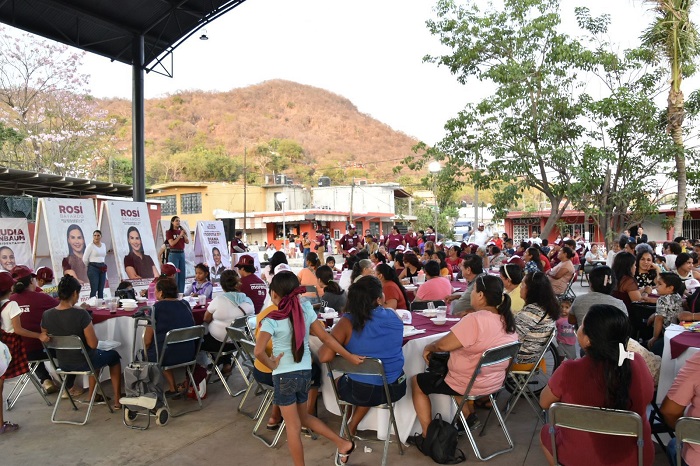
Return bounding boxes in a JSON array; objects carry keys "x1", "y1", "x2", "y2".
[
  {"x1": 34, "y1": 198, "x2": 100, "y2": 301},
  {"x1": 0, "y1": 218, "x2": 33, "y2": 272},
  {"x1": 101, "y1": 201, "x2": 159, "y2": 292}
]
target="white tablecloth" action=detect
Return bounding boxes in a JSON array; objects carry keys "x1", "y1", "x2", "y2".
[
  {"x1": 657, "y1": 324, "x2": 700, "y2": 403},
  {"x1": 311, "y1": 332, "x2": 456, "y2": 443}
]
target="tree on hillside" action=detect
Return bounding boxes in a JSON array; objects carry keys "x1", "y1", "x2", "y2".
[
  {"x1": 416, "y1": 0, "x2": 587, "y2": 239},
  {"x1": 254, "y1": 138, "x2": 305, "y2": 180},
  {"x1": 569, "y1": 8, "x2": 676, "y2": 244},
  {"x1": 641, "y1": 0, "x2": 699, "y2": 236},
  {"x1": 0, "y1": 27, "x2": 117, "y2": 177}
]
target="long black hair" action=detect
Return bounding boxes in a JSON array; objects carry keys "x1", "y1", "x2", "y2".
[
  {"x1": 345, "y1": 275, "x2": 383, "y2": 332},
  {"x1": 375, "y1": 263, "x2": 409, "y2": 308},
  {"x1": 57, "y1": 274, "x2": 81, "y2": 301},
  {"x1": 612, "y1": 251, "x2": 636, "y2": 285},
  {"x1": 269, "y1": 271, "x2": 305, "y2": 363},
  {"x1": 306, "y1": 252, "x2": 321, "y2": 269},
  {"x1": 589, "y1": 266, "x2": 616, "y2": 294},
  {"x1": 473, "y1": 274, "x2": 516, "y2": 333},
  {"x1": 268, "y1": 251, "x2": 288, "y2": 274},
  {"x1": 168, "y1": 215, "x2": 179, "y2": 232},
  {"x1": 582, "y1": 304, "x2": 632, "y2": 410},
  {"x1": 499, "y1": 263, "x2": 524, "y2": 286},
  {"x1": 526, "y1": 247, "x2": 543, "y2": 271},
  {"x1": 522, "y1": 271, "x2": 560, "y2": 321},
  {"x1": 350, "y1": 259, "x2": 372, "y2": 283},
  {"x1": 316, "y1": 265, "x2": 343, "y2": 295}
]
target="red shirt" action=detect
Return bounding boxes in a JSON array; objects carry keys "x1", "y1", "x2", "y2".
[
  {"x1": 339, "y1": 234, "x2": 363, "y2": 253},
  {"x1": 385, "y1": 233, "x2": 403, "y2": 251},
  {"x1": 314, "y1": 234, "x2": 326, "y2": 250},
  {"x1": 239, "y1": 273, "x2": 267, "y2": 314},
  {"x1": 166, "y1": 229, "x2": 185, "y2": 250},
  {"x1": 404, "y1": 233, "x2": 418, "y2": 248},
  {"x1": 11, "y1": 290, "x2": 59, "y2": 353},
  {"x1": 540, "y1": 254, "x2": 552, "y2": 272}
]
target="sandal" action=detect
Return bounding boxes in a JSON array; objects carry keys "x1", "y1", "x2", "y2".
[
  {"x1": 221, "y1": 365, "x2": 233, "y2": 378},
  {"x1": 0, "y1": 421, "x2": 20, "y2": 434},
  {"x1": 266, "y1": 420, "x2": 283, "y2": 430},
  {"x1": 94, "y1": 394, "x2": 111, "y2": 404},
  {"x1": 335, "y1": 440, "x2": 356, "y2": 465}
]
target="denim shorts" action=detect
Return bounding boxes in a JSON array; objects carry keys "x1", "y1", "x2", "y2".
[
  {"x1": 273, "y1": 370, "x2": 312, "y2": 406},
  {"x1": 337, "y1": 372, "x2": 407, "y2": 407},
  {"x1": 61, "y1": 349, "x2": 120, "y2": 372}
]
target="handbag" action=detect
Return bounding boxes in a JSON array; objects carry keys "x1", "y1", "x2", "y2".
[
  {"x1": 417, "y1": 413, "x2": 466, "y2": 464},
  {"x1": 427, "y1": 351, "x2": 450, "y2": 378}
]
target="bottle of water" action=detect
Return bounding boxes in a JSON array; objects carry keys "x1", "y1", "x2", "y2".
[{"x1": 147, "y1": 281, "x2": 156, "y2": 306}]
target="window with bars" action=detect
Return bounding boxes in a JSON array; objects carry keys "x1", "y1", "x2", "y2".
[
  {"x1": 151, "y1": 195, "x2": 176, "y2": 216},
  {"x1": 683, "y1": 219, "x2": 700, "y2": 240},
  {"x1": 180, "y1": 193, "x2": 202, "y2": 214}
]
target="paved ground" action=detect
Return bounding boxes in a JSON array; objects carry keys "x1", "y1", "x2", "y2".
[{"x1": 0, "y1": 278, "x2": 672, "y2": 465}]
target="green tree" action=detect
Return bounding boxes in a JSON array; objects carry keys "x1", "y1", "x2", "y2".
[
  {"x1": 641, "y1": 0, "x2": 699, "y2": 235},
  {"x1": 415, "y1": 0, "x2": 587, "y2": 238}
]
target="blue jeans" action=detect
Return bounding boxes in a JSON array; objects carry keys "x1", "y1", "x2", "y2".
[
  {"x1": 169, "y1": 250, "x2": 186, "y2": 293},
  {"x1": 667, "y1": 438, "x2": 689, "y2": 466},
  {"x1": 273, "y1": 370, "x2": 312, "y2": 406},
  {"x1": 87, "y1": 262, "x2": 106, "y2": 298}
]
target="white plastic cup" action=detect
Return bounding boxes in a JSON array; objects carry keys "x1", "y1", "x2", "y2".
[
  {"x1": 436, "y1": 306, "x2": 447, "y2": 320},
  {"x1": 178, "y1": 293, "x2": 184, "y2": 300},
  {"x1": 198, "y1": 295, "x2": 207, "y2": 306}
]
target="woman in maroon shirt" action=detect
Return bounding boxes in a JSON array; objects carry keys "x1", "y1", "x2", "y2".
[{"x1": 165, "y1": 216, "x2": 189, "y2": 293}]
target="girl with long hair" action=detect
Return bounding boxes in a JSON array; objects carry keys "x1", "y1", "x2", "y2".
[
  {"x1": 297, "y1": 252, "x2": 321, "y2": 300},
  {"x1": 540, "y1": 305, "x2": 654, "y2": 465},
  {"x1": 254, "y1": 272, "x2": 363, "y2": 466},
  {"x1": 375, "y1": 263, "x2": 409, "y2": 310},
  {"x1": 185, "y1": 263, "x2": 213, "y2": 299},
  {"x1": 318, "y1": 276, "x2": 406, "y2": 436},
  {"x1": 165, "y1": 216, "x2": 188, "y2": 293},
  {"x1": 515, "y1": 272, "x2": 560, "y2": 367},
  {"x1": 315, "y1": 265, "x2": 346, "y2": 313}
]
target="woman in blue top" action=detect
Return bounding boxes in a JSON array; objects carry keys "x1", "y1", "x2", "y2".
[
  {"x1": 254, "y1": 272, "x2": 363, "y2": 466},
  {"x1": 319, "y1": 275, "x2": 406, "y2": 436}
]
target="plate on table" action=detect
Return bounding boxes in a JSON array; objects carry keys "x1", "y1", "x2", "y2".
[
  {"x1": 404, "y1": 285, "x2": 418, "y2": 291},
  {"x1": 421, "y1": 310, "x2": 438, "y2": 317},
  {"x1": 403, "y1": 326, "x2": 427, "y2": 337}
]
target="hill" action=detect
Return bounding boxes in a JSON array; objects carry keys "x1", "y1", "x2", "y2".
[{"x1": 100, "y1": 80, "x2": 421, "y2": 185}]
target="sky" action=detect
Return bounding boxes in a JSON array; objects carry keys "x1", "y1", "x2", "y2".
[{"x1": 46, "y1": 1, "x2": 700, "y2": 145}]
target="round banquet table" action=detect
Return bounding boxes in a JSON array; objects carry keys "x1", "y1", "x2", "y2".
[
  {"x1": 312, "y1": 313, "x2": 460, "y2": 442},
  {"x1": 657, "y1": 324, "x2": 700, "y2": 403}
]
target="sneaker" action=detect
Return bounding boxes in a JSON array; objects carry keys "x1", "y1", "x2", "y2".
[
  {"x1": 466, "y1": 413, "x2": 481, "y2": 431},
  {"x1": 42, "y1": 379, "x2": 58, "y2": 394}
]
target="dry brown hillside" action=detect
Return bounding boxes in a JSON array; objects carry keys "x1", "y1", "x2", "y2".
[{"x1": 100, "y1": 79, "x2": 420, "y2": 185}]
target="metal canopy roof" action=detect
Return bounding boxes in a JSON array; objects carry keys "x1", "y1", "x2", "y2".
[
  {"x1": 0, "y1": 0, "x2": 248, "y2": 74},
  {"x1": 0, "y1": 167, "x2": 159, "y2": 198}
]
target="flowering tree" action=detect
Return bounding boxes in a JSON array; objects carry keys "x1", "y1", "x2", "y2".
[{"x1": 0, "y1": 27, "x2": 117, "y2": 177}]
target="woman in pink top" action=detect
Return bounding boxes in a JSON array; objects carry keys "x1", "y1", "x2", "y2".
[
  {"x1": 546, "y1": 246, "x2": 575, "y2": 295},
  {"x1": 661, "y1": 351, "x2": 700, "y2": 466},
  {"x1": 414, "y1": 260, "x2": 452, "y2": 302},
  {"x1": 408, "y1": 275, "x2": 518, "y2": 443}
]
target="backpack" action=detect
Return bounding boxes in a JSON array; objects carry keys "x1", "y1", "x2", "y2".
[
  {"x1": 418, "y1": 413, "x2": 466, "y2": 464},
  {"x1": 687, "y1": 286, "x2": 700, "y2": 313}
]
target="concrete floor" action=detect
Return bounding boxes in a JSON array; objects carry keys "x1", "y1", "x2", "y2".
[{"x1": 0, "y1": 279, "x2": 671, "y2": 465}]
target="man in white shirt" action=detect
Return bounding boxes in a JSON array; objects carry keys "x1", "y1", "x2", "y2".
[{"x1": 472, "y1": 223, "x2": 490, "y2": 247}]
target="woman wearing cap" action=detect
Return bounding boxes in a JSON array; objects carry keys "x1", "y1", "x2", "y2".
[
  {"x1": 9, "y1": 265, "x2": 59, "y2": 394},
  {"x1": 164, "y1": 216, "x2": 188, "y2": 293},
  {"x1": 36, "y1": 267, "x2": 58, "y2": 298},
  {"x1": 124, "y1": 226, "x2": 159, "y2": 280},
  {"x1": 1, "y1": 271, "x2": 35, "y2": 434},
  {"x1": 83, "y1": 230, "x2": 108, "y2": 299},
  {"x1": 62, "y1": 224, "x2": 88, "y2": 284}
]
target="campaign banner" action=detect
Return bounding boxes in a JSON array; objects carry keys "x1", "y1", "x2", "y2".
[
  {"x1": 194, "y1": 221, "x2": 231, "y2": 285},
  {"x1": 0, "y1": 218, "x2": 33, "y2": 272},
  {"x1": 34, "y1": 198, "x2": 101, "y2": 301},
  {"x1": 101, "y1": 201, "x2": 159, "y2": 292}
]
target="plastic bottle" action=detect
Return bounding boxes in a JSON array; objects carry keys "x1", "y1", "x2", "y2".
[{"x1": 147, "y1": 280, "x2": 156, "y2": 306}]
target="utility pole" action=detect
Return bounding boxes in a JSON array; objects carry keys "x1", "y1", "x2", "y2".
[
  {"x1": 243, "y1": 147, "x2": 247, "y2": 242},
  {"x1": 349, "y1": 179, "x2": 355, "y2": 224},
  {"x1": 473, "y1": 159, "x2": 479, "y2": 229}
]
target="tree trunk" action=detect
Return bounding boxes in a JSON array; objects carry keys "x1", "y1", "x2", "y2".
[
  {"x1": 541, "y1": 198, "x2": 570, "y2": 239},
  {"x1": 669, "y1": 88, "x2": 686, "y2": 236}
]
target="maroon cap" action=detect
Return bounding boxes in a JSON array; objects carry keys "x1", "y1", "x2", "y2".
[
  {"x1": 35, "y1": 267, "x2": 54, "y2": 282},
  {"x1": 235, "y1": 254, "x2": 255, "y2": 267},
  {"x1": 507, "y1": 256, "x2": 526, "y2": 269},
  {"x1": 161, "y1": 262, "x2": 180, "y2": 276},
  {"x1": 11, "y1": 265, "x2": 35, "y2": 280},
  {"x1": 0, "y1": 271, "x2": 16, "y2": 293}
]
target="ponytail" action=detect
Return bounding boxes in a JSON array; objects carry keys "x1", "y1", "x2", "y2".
[{"x1": 498, "y1": 293, "x2": 516, "y2": 333}]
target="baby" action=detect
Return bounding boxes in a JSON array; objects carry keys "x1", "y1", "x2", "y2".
[{"x1": 556, "y1": 298, "x2": 577, "y2": 360}]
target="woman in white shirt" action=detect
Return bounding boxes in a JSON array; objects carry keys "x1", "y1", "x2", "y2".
[
  {"x1": 83, "y1": 230, "x2": 107, "y2": 299},
  {"x1": 201, "y1": 270, "x2": 254, "y2": 376}
]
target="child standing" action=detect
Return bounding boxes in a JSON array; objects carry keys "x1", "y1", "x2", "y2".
[
  {"x1": 648, "y1": 273, "x2": 686, "y2": 356},
  {"x1": 254, "y1": 271, "x2": 364, "y2": 466},
  {"x1": 555, "y1": 298, "x2": 577, "y2": 360}
]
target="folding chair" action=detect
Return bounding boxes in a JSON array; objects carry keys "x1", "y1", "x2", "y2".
[
  {"x1": 503, "y1": 329, "x2": 557, "y2": 423},
  {"x1": 548, "y1": 402, "x2": 644, "y2": 466},
  {"x1": 675, "y1": 417, "x2": 700, "y2": 466},
  {"x1": 649, "y1": 390, "x2": 674, "y2": 453},
  {"x1": 43, "y1": 335, "x2": 113, "y2": 425},
  {"x1": 5, "y1": 358, "x2": 53, "y2": 410},
  {"x1": 235, "y1": 337, "x2": 287, "y2": 448},
  {"x1": 452, "y1": 340, "x2": 521, "y2": 461},
  {"x1": 207, "y1": 316, "x2": 250, "y2": 397},
  {"x1": 158, "y1": 325, "x2": 205, "y2": 418},
  {"x1": 409, "y1": 300, "x2": 446, "y2": 312},
  {"x1": 326, "y1": 356, "x2": 404, "y2": 466},
  {"x1": 558, "y1": 265, "x2": 579, "y2": 301}
]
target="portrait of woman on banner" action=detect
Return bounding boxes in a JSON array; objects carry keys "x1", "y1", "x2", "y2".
[
  {"x1": 123, "y1": 226, "x2": 159, "y2": 279},
  {"x1": 61, "y1": 224, "x2": 88, "y2": 284}
]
